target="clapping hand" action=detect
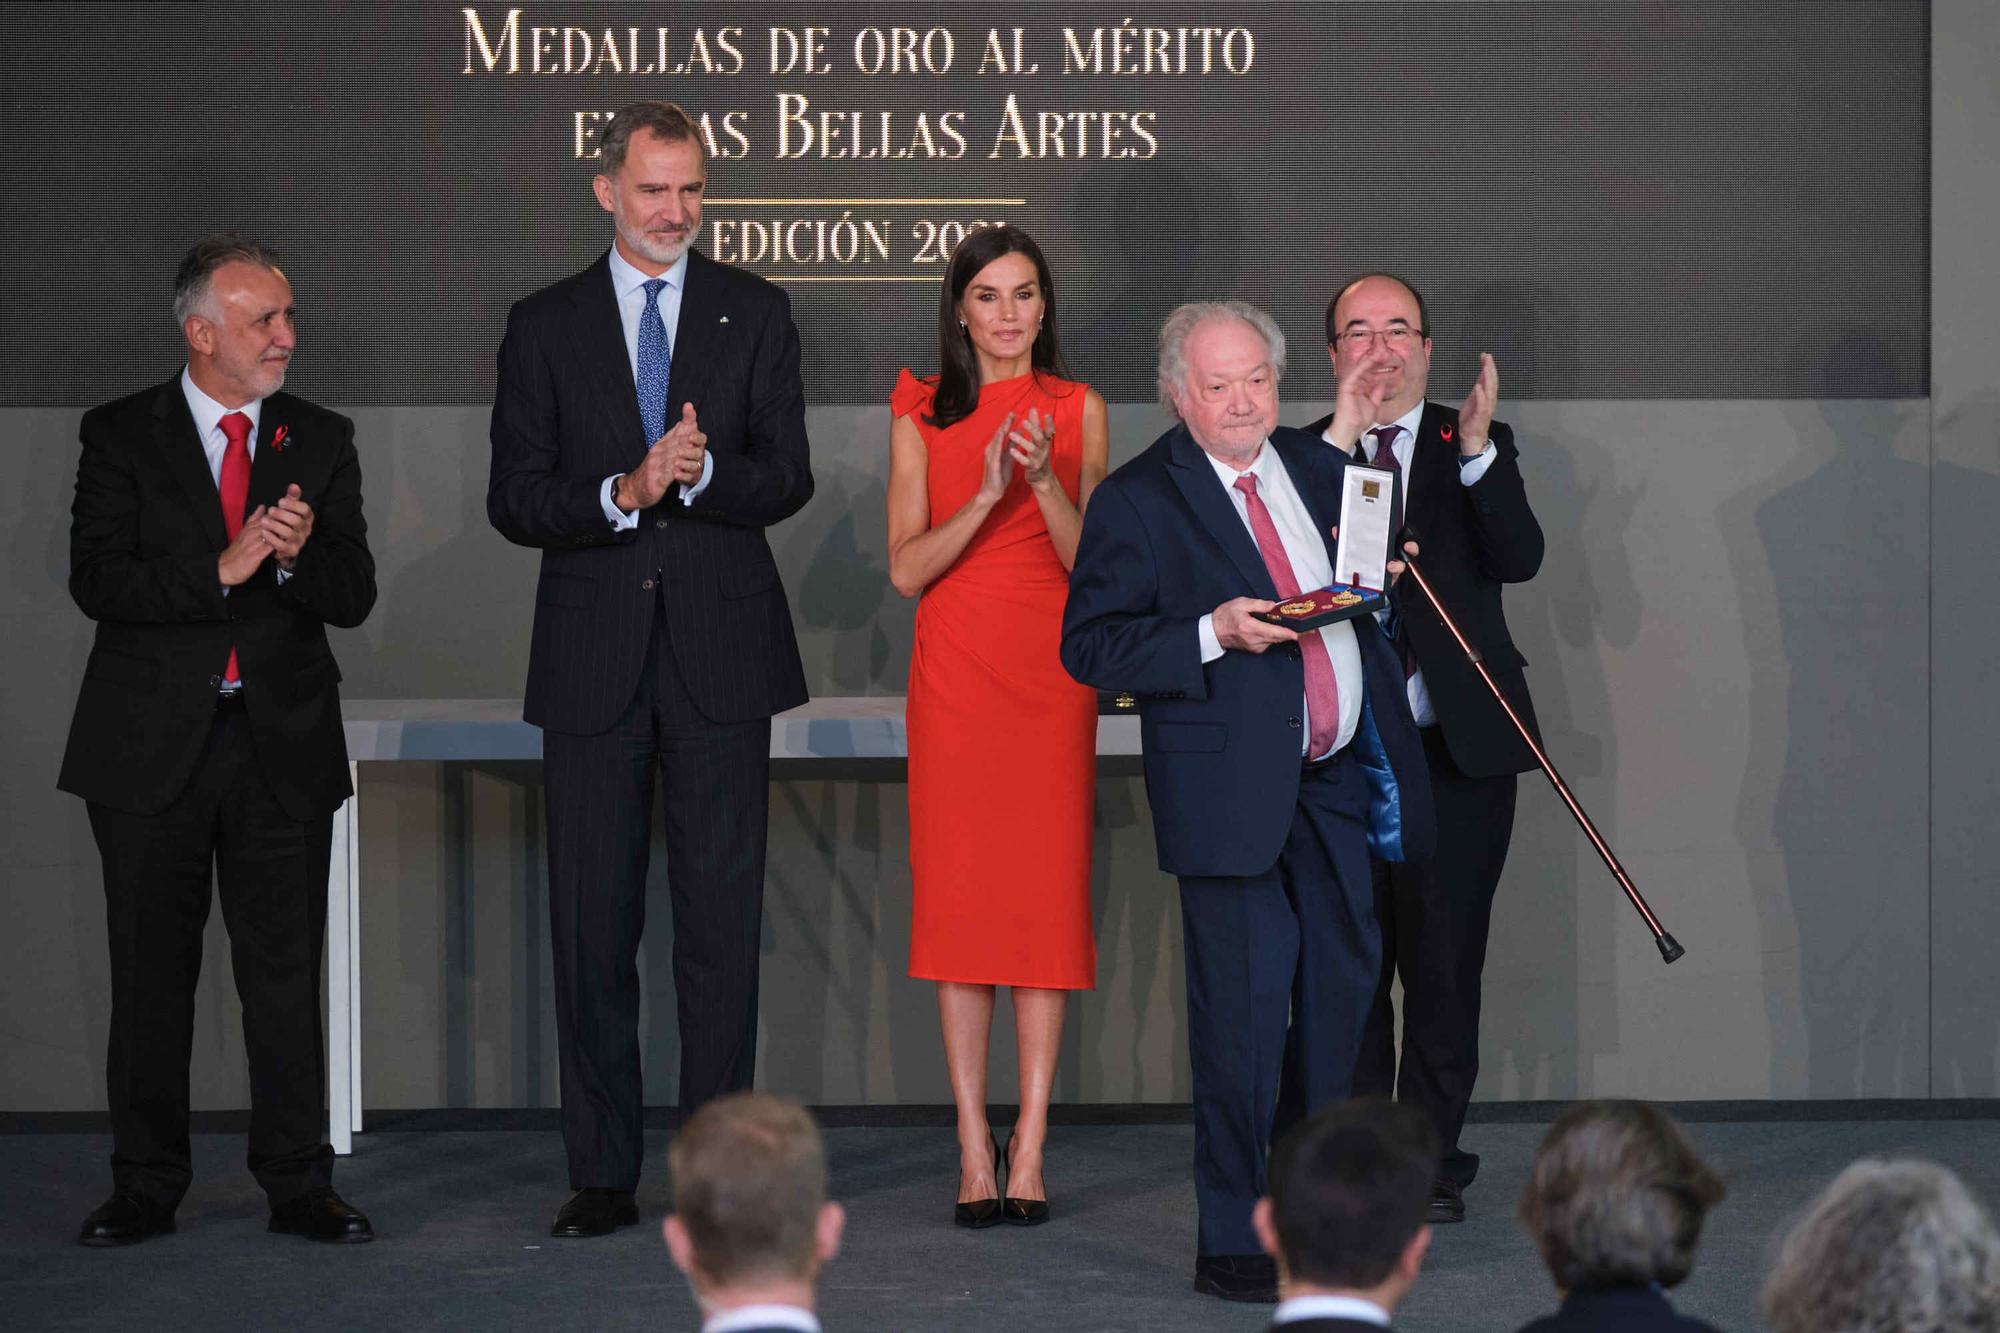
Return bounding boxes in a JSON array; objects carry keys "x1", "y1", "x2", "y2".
[
  {"x1": 1008, "y1": 408, "x2": 1056, "y2": 491},
  {"x1": 260, "y1": 484, "x2": 315, "y2": 569},
  {"x1": 977, "y1": 411, "x2": 1018, "y2": 505},
  {"x1": 1327, "y1": 341, "x2": 1397, "y2": 453},
  {"x1": 621, "y1": 403, "x2": 708, "y2": 510},
  {"x1": 1456, "y1": 354, "x2": 1498, "y2": 454}
]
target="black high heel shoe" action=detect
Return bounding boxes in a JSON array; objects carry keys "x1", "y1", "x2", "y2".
[
  {"x1": 953, "y1": 1130, "x2": 1003, "y2": 1229},
  {"x1": 1002, "y1": 1134, "x2": 1051, "y2": 1226}
]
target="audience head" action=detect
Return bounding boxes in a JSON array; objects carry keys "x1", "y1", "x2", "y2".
[
  {"x1": 1761, "y1": 1157, "x2": 2000, "y2": 1333},
  {"x1": 931, "y1": 223, "x2": 1067, "y2": 427},
  {"x1": 1156, "y1": 300, "x2": 1288, "y2": 464},
  {"x1": 173, "y1": 232, "x2": 294, "y2": 407},
  {"x1": 594, "y1": 100, "x2": 706, "y2": 269},
  {"x1": 664, "y1": 1092, "x2": 844, "y2": 1312},
  {"x1": 1254, "y1": 1098, "x2": 1439, "y2": 1310},
  {"x1": 1517, "y1": 1100, "x2": 1724, "y2": 1295}
]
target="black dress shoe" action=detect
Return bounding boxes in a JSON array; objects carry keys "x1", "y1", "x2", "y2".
[
  {"x1": 78, "y1": 1193, "x2": 175, "y2": 1247},
  {"x1": 1000, "y1": 1136, "x2": 1050, "y2": 1226},
  {"x1": 953, "y1": 1131, "x2": 1003, "y2": 1229},
  {"x1": 1193, "y1": 1253, "x2": 1279, "y2": 1303},
  {"x1": 269, "y1": 1186, "x2": 374, "y2": 1243},
  {"x1": 550, "y1": 1187, "x2": 638, "y2": 1239},
  {"x1": 1428, "y1": 1178, "x2": 1466, "y2": 1224}
]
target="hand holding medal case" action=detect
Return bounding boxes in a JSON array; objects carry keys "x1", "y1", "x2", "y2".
[{"x1": 1251, "y1": 462, "x2": 1395, "y2": 630}]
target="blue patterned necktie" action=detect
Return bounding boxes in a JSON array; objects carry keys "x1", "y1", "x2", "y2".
[{"x1": 636, "y1": 277, "x2": 672, "y2": 445}]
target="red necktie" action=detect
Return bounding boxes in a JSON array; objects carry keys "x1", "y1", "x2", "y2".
[
  {"x1": 218, "y1": 411, "x2": 252, "y2": 686},
  {"x1": 1233, "y1": 473, "x2": 1340, "y2": 758}
]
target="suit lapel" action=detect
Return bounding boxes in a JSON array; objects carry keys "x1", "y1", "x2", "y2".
[
  {"x1": 154, "y1": 379, "x2": 229, "y2": 550},
  {"x1": 246, "y1": 394, "x2": 300, "y2": 515},
  {"x1": 665, "y1": 250, "x2": 720, "y2": 422},
  {"x1": 1272, "y1": 430, "x2": 1345, "y2": 573},
  {"x1": 1406, "y1": 401, "x2": 1456, "y2": 543},
  {"x1": 1164, "y1": 427, "x2": 1276, "y2": 599},
  {"x1": 570, "y1": 252, "x2": 650, "y2": 461}
]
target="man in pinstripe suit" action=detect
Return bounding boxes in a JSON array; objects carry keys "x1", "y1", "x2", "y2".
[{"x1": 487, "y1": 101, "x2": 814, "y2": 1239}]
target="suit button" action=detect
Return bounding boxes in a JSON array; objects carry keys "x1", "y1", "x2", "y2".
[
  {"x1": 1288, "y1": 716, "x2": 1301, "y2": 729},
  {"x1": 655, "y1": 518, "x2": 668, "y2": 529},
  {"x1": 642, "y1": 578, "x2": 656, "y2": 590}
]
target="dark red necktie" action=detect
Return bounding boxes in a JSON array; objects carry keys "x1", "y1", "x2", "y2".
[
  {"x1": 1367, "y1": 426, "x2": 1419, "y2": 680},
  {"x1": 1368, "y1": 425, "x2": 1404, "y2": 542},
  {"x1": 1233, "y1": 473, "x2": 1340, "y2": 758},
  {"x1": 218, "y1": 411, "x2": 252, "y2": 685}
]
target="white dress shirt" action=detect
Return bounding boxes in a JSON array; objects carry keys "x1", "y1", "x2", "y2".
[
  {"x1": 1273, "y1": 1293, "x2": 1392, "y2": 1326},
  {"x1": 1325, "y1": 400, "x2": 1496, "y2": 728},
  {"x1": 600, "y1": 245, "x2": 712, "y2": 527},
  {"x1": 1195, "y1": 440, "x2": 1364, "y2": 759},
  {"x1": 181, "y1": 368, "x2": 290, "y2": 616},
  {"x1": 702, "y1": 1304, "x2": 821, "y2": 1333}
]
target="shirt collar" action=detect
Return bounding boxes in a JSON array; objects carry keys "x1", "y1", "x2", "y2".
[
  {"x1": 607, "y1": 243, "x2": 689, "y2": 300},
  {"x1": 1325, "y1": 401, "x2": 1426, "y2": 454},
  {"x1": 1273, "y1": 1293, "x2": 1393, "y2": 1326},
  {"x1": 1379, "y1": 400, "x2": 1426, "y2": 447},
  {"x1": 180, "y1": 366, "x2": 262, "y2": 442},
  {"x1": 700, "y1": 1305, "x2": 820, "y2": 1333},
  {"x1": 1204, "y1": 437, "x2": 1277, "y2": 492}
]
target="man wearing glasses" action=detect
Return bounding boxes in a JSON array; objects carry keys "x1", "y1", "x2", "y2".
[{"x1": 1305, "y1": 273, "x2": 1546, "y2": 1225}]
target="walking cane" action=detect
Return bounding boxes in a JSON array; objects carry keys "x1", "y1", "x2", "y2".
[{"x1": 1394, "y1": 527, "x2": 1685, "y2": 964}]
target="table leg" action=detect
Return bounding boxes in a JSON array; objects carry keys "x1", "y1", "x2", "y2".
[{"x1": 327, "y1": 765, "x2": 360, "y2": 1155}]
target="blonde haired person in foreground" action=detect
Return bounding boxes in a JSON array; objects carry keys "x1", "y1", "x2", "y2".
[
  {"x1": 1762, "y1": 1157, "x2": 1999, "y2": 1333},
  {"x1": 665, "y1": 1093, "x2": 845, "y2": 1333}
]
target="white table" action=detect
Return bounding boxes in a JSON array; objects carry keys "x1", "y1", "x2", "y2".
[{"x1": 328, "y1": 697, "x2": 1142, "y2": 1153}]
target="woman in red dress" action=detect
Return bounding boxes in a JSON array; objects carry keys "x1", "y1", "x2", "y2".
[{"x1": 887, "y1": 225, "x2": 1108, "y2": 1228}]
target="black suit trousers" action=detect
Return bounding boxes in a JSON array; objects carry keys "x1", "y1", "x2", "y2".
[
  {"x1": 1355, "y1": 725, "x2": 1517, "y2": 1188},
  {"x1": 88, "y1": 703, "x2": 335, "y2": 1212},
  {"x1": 541, "y1": 604, "x2": 771, "y2": 1191}
]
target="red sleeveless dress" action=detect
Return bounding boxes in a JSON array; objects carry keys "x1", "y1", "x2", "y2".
[{"x1": 892, "y1": 368, "x2": 1097, "y2": 989}]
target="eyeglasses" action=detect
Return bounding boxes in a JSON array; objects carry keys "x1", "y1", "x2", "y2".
[{"x1": 1335, "y1": 326, "x2": 1423, "y2": 352}]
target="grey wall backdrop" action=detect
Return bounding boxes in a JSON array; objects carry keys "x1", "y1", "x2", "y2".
[{"x1": 3, "y1": 2, "x2": 1994, "y2": 1113}]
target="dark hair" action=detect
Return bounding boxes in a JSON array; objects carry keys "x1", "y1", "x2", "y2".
[
  {"x1": 928, "y1": 223, "x2": 1069, "y2": 428},
  {"x1": 1518, "y1": 1100, "x2": 1725, "y2": 1293},
  {"x1": 597, "y1": 100, "x2": 705, "y2": 177},
  {"x1": 1325, "y1": 272, "x2": 1430, "y2": 344},
  {"x1": 173, "y1": 232, "x2": 283, "y2": 324},
  {"x1": 1268, "y1": 1098, "x2": 1439, "y2": 1289}
]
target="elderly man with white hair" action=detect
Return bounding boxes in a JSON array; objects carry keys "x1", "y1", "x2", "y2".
[
  {"x1": 1061, "y1": 301, "x2": 1435, "y2": 1303},
  {"x1": 1762, "y1": 1158, "x2": 2000, "y2": 1333}
]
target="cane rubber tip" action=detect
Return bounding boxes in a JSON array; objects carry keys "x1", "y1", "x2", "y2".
[{"x1": 1657, "y1": 934, "x2": 1685, "y2": 965}]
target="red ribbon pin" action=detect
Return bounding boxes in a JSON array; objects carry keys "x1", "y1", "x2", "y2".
[
  {"x1": 1439, "y1": 423, "x2": 1454, "y2": 444},
  {"x1": 270, "y1": 425, "x2": 289, "y2": 452}
]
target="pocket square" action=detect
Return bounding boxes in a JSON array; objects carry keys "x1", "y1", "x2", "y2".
[{"x1": 719, "y1": 315, "x2": 730, "y2": 324}]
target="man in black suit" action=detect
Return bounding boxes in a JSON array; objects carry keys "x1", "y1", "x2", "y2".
[
  {"x1": 1303, "y1": 274, "x2": 1545, "y2": 1223},
  {"x1": 1253, "y1": 1098, "x2": 1438, "y2": 1332},
  {"x1": 61, "y1": 233, "x2": 376, "y2": 1246},
  {"x1": 663, "y1": 1093, "x2": 845, "y2": 1333},
  {"x1": 487, "y1": 101, "x2": 813, "y2": 1239}
]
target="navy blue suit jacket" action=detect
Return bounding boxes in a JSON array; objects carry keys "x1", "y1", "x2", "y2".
[{"x1": 1060, "y1": 424, "x2": 1435, "y2": 879}]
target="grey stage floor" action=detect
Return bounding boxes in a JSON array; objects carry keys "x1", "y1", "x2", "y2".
[{"x1": 3, "y1": 1112, "x2": 1996, "y2": 1332}]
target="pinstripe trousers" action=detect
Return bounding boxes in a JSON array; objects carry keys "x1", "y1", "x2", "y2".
[{"x1": 541, "y1": 600, "x2": 770, "y2": 1191}]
